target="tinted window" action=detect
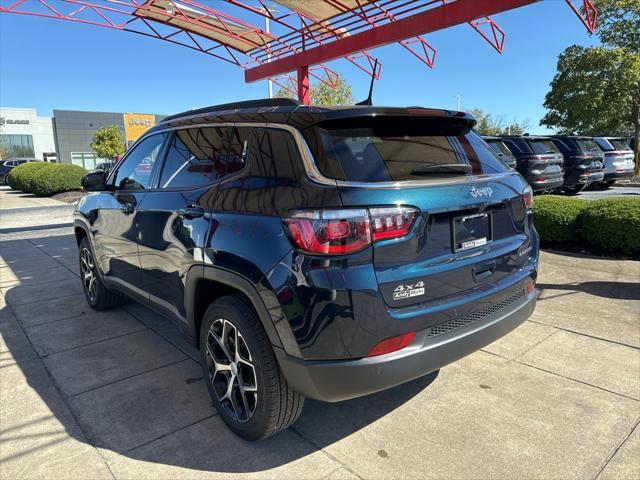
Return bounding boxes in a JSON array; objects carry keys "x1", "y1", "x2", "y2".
[
  {"x1": 317, "y1": 117, "x2": 508, "y2": 182},
  {"x1": 576, "y1": 139, "x2": 600, "y2": 152},
  {"x1": 594, "y1": 137, "x2": 613, "y2": 151},
  {"x1": 158, "y1": 127, "x2": 249, "y2": 189},
  {"x1": 609, "y1": 138, "x2": 632, "y2": 151},
  {"x1": 486, "y1": 140, "x2": 514, "y2": 157},
  {"x1": 113, "y1": 133, "x2": 166, "y2": 190},
  {"x1": 528, "y1": 139, "x2": 559, "y2": 154}
]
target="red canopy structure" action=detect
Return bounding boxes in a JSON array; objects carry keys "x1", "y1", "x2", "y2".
[{"x1": 0, "y1": 0, "x2": 598, "y2": 104}]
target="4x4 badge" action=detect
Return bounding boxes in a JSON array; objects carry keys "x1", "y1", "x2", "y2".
[{"x1": 393, "y1": 281, "x2": 425, "y2": 300}]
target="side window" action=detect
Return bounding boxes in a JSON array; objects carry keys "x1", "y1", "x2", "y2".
[
  {"x1": 113, "y1": 133, "x2": 166, "y2": 190},
  {"x1": 158, "y1": 126, "x2": 250, "y2": 189}
]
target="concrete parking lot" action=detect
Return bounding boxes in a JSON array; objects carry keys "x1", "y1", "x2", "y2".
[{"x1": 1, "y1": 193, "x2": 639, "y2": 479}]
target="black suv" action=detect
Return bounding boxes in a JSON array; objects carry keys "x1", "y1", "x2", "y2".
[
  {"x1": 0, "y1": 158, "x2": 38, "y2": 184},
  {"x1": 593, "y1": 137, "x2": 635, "y2": 188},
  {"x1": 75, "y1": 99, "x2": 539, "y2": 440},
  {"x1": 550, "y1": 136, "x2": 605, "y2": 194},
  {"x1": 482, "y1": 136, "x2": 517, "y2": 169},
  {"x1": 500, "y1": 136, "x2": 565, "y2": 192}
]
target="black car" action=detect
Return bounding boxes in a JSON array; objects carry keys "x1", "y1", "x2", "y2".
[
  {"x1": 593, "y1": 137, "x2": 635, "y2": 187},
  {"x1": 93, "y1": 161, "x2": 116, "y2": 174},
  {"x1": 500, "y1": 136, "x2": 565, "y2": 192},
  {"x1": 74, "y1": 99, "x2": 539, "y2": 440},
  {"x1": 483, "y1": 136, "x2": 517, "y2": 169},
  {"x1": 0, "y1": 157, "x2": 38, "y2": 184},
  {"x1": 550, "y1": 136, "x2": 605, "y2": 194}
]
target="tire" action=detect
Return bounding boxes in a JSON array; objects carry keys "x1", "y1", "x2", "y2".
[
  {"x1": 564, "y1": 184, "x2": 585, "y2": 195},
  {"x1": 199, "y1": 294, "x2": 305, "y2": 440},
  {"x1": 78, "y1": 237, "x2": 124, "y2": 310},
  {"x1": 601, "y1": 180, "x2": 615, "y2": 189}
]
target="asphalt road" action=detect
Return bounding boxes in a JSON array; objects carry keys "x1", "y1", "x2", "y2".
[{"x1": 577, "y1": 185, "x2": 640, "y2": 200}]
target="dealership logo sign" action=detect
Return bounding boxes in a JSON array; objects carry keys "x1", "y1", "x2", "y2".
[
  {"x1": 128, "y1": 118, "x2": 152, "y2": 127},
  {"x1": 0, "y1": 117, "x2": 30, "y2": 126}
]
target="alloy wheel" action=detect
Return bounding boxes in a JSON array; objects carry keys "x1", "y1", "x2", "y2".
[
  {"x1": 80, "y1": 247, "x2": 97, "y2": 303},
  {"x1": 205, "y1": 318, "x2": 258, "y2": 423}
]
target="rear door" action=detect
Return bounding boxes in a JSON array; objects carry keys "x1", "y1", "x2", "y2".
[
  {"x1": 315, "y1": 117, "x2": 534, "y2": 309},
  {"x1": 135, "y1": 125, "x2": 250, "y2": 322}
]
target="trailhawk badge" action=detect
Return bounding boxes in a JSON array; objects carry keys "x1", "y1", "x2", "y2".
[{"x1": 393, "y1": 281, "x2": 425, "y2": 301}]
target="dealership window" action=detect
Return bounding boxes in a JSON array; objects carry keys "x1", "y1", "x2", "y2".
[{"x1": 0, "y1": 134, "x2": 35, "y2": 158}]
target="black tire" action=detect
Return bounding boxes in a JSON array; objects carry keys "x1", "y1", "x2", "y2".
[
  {"x1": 601, "y1": 180, "x2": 615, "y2": 189},
  {"x1": 78, "y1": 237, "x2": 124, "y2": 310},
  {"x1": 564, "y1": 184, "x2": 585, "y2": 195},
  {"x1": 199, "y1": 294, "x2": 305, "y2": 440}
]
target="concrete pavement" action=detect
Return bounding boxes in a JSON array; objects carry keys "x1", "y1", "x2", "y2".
[{"x1": 0, "y1": 213, "x2": 639, "y2": 478}]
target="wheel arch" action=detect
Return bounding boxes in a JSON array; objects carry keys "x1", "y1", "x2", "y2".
[{"x1": 185, "y1": 266, "x2": 288, "y2": 354}]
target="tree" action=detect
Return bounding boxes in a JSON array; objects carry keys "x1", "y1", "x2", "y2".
[
  {"x1": 275, "y1": 77, "x2": 353, "y2": 105},
  {"x1": 469, "y1": 108, "x2": 530, "y2": 136},
  {"x1": 592, "y1": 0, "x2": 639, "y2": 52},
  {"x1": 90, "y1": 125, "x2": 125, "y2": 160},
  {"x1": 542, "y1": 1, "x2": 640, "y2": 173}
]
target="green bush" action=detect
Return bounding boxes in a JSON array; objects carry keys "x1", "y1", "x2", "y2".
[
  {"x1": 579, "y1": 198, "x2": 640, "y2": 255},
  {"x1": 6, "y1": 162, "x2": 55, "y2": 192},
  {"x1": 29, "y1": 164, "x2": 87, "y2": 197},
  {"x1": 532, "y1": 195, "x2": 588, "y2": 242}
]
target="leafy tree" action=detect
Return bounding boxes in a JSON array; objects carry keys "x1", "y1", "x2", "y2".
[
  {"x1": 592, "y1": 0, "x2": 639, "y2": 52},
  {"x1": 90, "y1": 125, "x2": 125, "y2": 160},
  {"x1": 275, "y1": 77, "x2": 353, "y2": 105},
  {"x1": 543, "y1": 1, "x2": 640, "y2": 172},
  {"x1": 469, "y1": 108, "x2": 530, "y2": 136}
]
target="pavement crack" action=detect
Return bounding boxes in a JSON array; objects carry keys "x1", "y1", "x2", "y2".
[{"x1": 594, "y1": 416, "x2": 640, "y2": 480}]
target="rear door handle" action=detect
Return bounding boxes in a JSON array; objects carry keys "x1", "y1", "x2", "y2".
[{"x1": 179, "y1": 206, "x2": 205, "y2": 219}]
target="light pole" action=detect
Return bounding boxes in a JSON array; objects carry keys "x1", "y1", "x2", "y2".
[
  {"x1": 260, "y1": 5, "x2": 278, "y2": 98},
  {"x1": 455, "y1": 95, "x2": 462, "y2": 111}
]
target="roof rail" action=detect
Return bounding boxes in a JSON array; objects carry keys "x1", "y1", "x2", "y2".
[{"x1": 160, "y1": 98, "x2": 300, "y2": 123}]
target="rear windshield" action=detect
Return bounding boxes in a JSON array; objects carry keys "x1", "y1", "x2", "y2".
[
  {"x1": 486, "y1": 140, "x2": 513, "y2": 157},
  {"x1": 576, "y1": 139, "x2": 601, "y2": 152},
  {"x1": 609, "y1": 138, "x2": 632, "y2": 150},
  {"x1": 315, "y1": 118, "x2": 508, "y2": 182},
  {"x1": 528, "y1": 139, "x2": 559, "y2": 155}
]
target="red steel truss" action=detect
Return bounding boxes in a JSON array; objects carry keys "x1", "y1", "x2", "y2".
[{"x1": 0, "y1": 0, "x2": 597, "y2": 105}]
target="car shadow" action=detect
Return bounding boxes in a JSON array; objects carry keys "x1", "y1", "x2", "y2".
[
  {"x1": 537, "y1": 281, "x2": 640, "y2": 301},
  {"x1": 0, "y1": 235, "x2": 439, "y2": 473}
]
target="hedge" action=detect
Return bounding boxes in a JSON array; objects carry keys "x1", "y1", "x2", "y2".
[
  {"x1": 532, "y1": 195, "x2": 587, "y2": 242},
  {"x1": 6, "y1": 162, "x2": 87, "y2": 196},
  {"x1": 29, "y1": 164, "x2": 87, "y2": 197},
  {"x1": 533, "y1": 195, "x2": 640, "y2": 256},
  {"x1": 578, "y1": 198, "x2": 640, "y2": 255},
  {"x1": 6, "y1": 162, "x2": 55, "y2": 192}
]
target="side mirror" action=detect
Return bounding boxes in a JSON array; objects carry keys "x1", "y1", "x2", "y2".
[{"x1": 82, "y1": 171, "x2": 108, "y2": 191}]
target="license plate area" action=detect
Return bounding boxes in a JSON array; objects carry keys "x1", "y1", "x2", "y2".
[{"x1": 452, "y1": 212, "x2": 492, "y2": 252}]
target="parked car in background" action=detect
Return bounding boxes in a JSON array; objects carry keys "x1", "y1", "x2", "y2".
[
  {"x1": 0, "y1": 158, "x2": 39, "y2": 184},
  {"x1": 500, "y1": 136, "x2": 564, "y2": 193},
  {"x1": 483, "y1": 136, "x2": 517, "y2": 169},
  {"x1": 74, "y1": 99, "x2": 539, "y2": 440},
  {"x1": 593, "y1": 137, "x2": 635, "y2": 188},
  {"x1": 550, "y1": 136, "x2": 605, "y2": 194},
  {"x1": 93, "y1": 161, "x2": 116, "y2": 174}
]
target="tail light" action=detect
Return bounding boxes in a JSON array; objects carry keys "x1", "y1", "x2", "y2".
[
  {"x1": 284, "y1": 206, "x2": 418, "y2": 256},
  {"x1": 522, "y1": 189, "x2": 533, "y2": 211},
  {"x1": 367, "y1": 331, "x2": 416, "y2": 357}
]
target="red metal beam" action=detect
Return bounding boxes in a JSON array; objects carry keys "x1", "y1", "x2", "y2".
[{"x1": 246, "y1": 0, "x2": 541, "y2": 82}]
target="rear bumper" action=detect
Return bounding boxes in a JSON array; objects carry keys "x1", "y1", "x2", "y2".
[
  {"x1": 276, "y1": 289, "x2": 538, "y2": 402},
  {"x1": 604, "y1": 170, "x2": 634, "y2": 181},
  {"x1": 528, "y1": 177, "x2": 564, "y2": 191}
]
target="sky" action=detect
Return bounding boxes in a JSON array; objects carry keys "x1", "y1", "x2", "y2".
[{"x1": 0, "y1": 0, "x2": 599, "y2": 134}]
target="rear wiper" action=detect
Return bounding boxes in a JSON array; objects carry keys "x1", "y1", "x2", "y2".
[{"x1": 411, "y1": 164, "x2": 472, "y2": 175}]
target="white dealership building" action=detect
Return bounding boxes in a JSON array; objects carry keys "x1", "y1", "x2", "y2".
[{"x1": 0, "y1": 107, "x2": 56, "y2": 161}]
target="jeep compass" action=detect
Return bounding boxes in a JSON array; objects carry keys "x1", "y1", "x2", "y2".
[{"x1": 75, "y1": 99, "x2": 539, "y2": 440}]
